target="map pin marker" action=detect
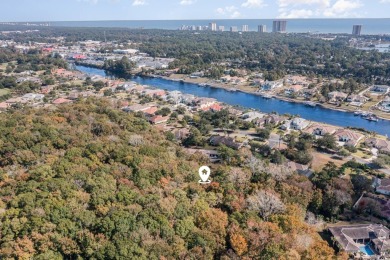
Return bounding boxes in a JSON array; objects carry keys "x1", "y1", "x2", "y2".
[{"x1": 198, "y1": 166, "x2": 211, "y2": 184}]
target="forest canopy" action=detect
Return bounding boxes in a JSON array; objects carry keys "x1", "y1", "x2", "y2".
[{"x1": 0, "y1": 99, "x2": 338, "y2": 259}]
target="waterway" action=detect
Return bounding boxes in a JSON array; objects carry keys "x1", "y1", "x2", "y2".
[{"x1": 76, "y1": 65, "x2": 390, "y2": 136}]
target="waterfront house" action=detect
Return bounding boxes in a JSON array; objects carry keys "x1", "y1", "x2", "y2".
[
  {"x1": 372, "y1": 178, "x2": 390, "y2": 196},
  {"x1": 365, "y1": 138, "x2": 390, "y2": 154},
  {"x1": 371, "y1": 85, "x2": 390, "y2": 94},
  {"x1": 329, "y1": 224, "x2": 390, "y2": 257},
  {"x1": 304, "y1": 123, "x2": 337, "y2": 136},
  {"x1": 261, "y1": 80, "x2": 283, "y2": 91},
  {"x1": 328, "y1": 91, "x2": 348, "y2": 102},
  {"x1": 209, "y1": 136, "x2": 243, "y2": 150},
  {"x1": 255, "y1": 114, "x2": 284, "y2": 127},
  {"x1": 347, "y1": 94, "x2": 369, "y2": 103},
  {"x1": 241, "y1": 111, "x2": 266, "y2": 122},
  {"x1": 334, "y1": 129, "x2": 364, "y2": 147},
  {"x1": 290, "y1": 117, "x2": 310, "y2": 130},
  {"x1": 378, "y1": 97, "x2": 390, "y2": 112},
  {"x1": 143, "y1": 89, "x2": 166, "y2": 98}
]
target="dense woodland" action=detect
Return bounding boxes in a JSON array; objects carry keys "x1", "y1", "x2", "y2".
[
  {"x1": 0, "y1": 99, "x2": 357, "y2": 259},
  {"x1": 1, "y1": 26, "x2": 390, "y2": 84}
]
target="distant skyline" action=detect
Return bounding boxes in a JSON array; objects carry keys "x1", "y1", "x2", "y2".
[{"x1": 1, "y1": 0, "x2": 390, "y2": 22}]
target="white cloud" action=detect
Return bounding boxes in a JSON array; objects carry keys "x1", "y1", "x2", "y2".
[
  {"x1": 278, "y1": 0, "x2": 330, "y2": 8},
  {"x1": 132, "y1": 0, "x2": 146, "y2": 6},
  {"x1": 380, "y1": 0, "x2": 390, "y2": 3},
  {"x1": 323, "y1": 0, "x2": 363, "y2": 17},
  {"x1": 277, "y1": 0, "x2": 363, "y2": 18},
  {"x1": 279, "y1": 9, "x2": 314, "y2": 18},
  {"x1": 216, "y1": 6, "x2": 241, "y2": 18},
  {"x1": 180, "y1": 0, "x2": 196, "y2": 5},
  {"x1": 242, "y1": 0, "x2": 266, "y2": 8}
]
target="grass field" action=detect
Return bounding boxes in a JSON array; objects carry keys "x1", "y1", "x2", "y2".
[{"x1": 0, "y1": 89, "x2": 10, "y2": 96}]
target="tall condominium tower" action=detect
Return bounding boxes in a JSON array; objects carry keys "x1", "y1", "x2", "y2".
[
  {"x1": 230, "y1": 26, "x2": 238, "y2": 32},
  {"x1": 209, "y1": 22, "x2": 217, "y2": 31},
  {"x1": 272, "y1": 20, "x2": 287, "y2": 33},
  {"x1": 242, "y1": 25, "x2": 249, "y2": 32},
  {"x1": 352, "y1": 25, "x2": 362, "y2": 36},
  {"x1": 258, "y1": 25, "x2": 266, "y2": 33}
]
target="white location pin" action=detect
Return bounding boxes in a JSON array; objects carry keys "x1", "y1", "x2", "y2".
[{"x1": 198, "y1": 166, "x2": 211, "y2": 184}]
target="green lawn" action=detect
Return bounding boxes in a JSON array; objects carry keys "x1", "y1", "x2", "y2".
[{"x1": 0, "y1": 89, "x2": 10, "y2": 96}]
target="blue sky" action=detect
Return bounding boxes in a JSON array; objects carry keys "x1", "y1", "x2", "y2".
[{"x1": 2, "y1": 0, "x2": 390, "y2": 21}]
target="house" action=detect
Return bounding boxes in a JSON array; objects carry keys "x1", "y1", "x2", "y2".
[
  {"x1": 328, "y1": 91, "x2": 348, "y2": 102},
  {"x1": 52, "y1": 98, "x2": 72, "y2": 105},
  {"x1": 347, "y1": 94, "x2": 369, "y2": 103},
  {"x1": 209, "y1": 136, "x2": 243, "y2": 150},
  {"x1": 365, "y1": 138, "x2": 390, "y2": 154},
  {"x1": 201, "y1": 103, "x2": 223, "y2": 112},
  {"x1": 290, "y1": 118, "x2": 310, "y2": 130},
  {"x1": 255, "y1": 114, "x2": 284, "y2": 127},
  {"x1": 378, "y1": 98, "x2": 390, "y2": 112},
  {"x1": 329, "y1": 224, "x2": 390, "y2": 257},
  {"x1": 185, "y1": 148, "x2": 221, "y2": 163},
  {"x1": 261, "y1": 80, "x2": 283, "y2": 91},
  {"x1": 285, "y1": 161, "x2": 313, "y2": 177},
  {"x1": 304, "y1": 123, "x2": 337, "y2": 136},
  {"x1": 372, "y1": 178, "x2": 390, "y2": 196},
  {"x1": 143, "y1": 89, "x2": 166, "y2": 98},
  {"x1": 334, "y1": 129, "x2": 364, "y2": 147},
  {"x1": 196, "y1": 98, "x2": 217, "y2": 110},
  {"x1": 149, "y1": 115, "x2": 169, "y2": 124},
  {"x1": 285, "y1": 85, "x2": 303, "y2": 95},
  {"x1": 21, "y1": 93, "x2": 45, "y2": 102},
  {"x1": 241, "y1": 111, "x2": 266, "y2": 122},
  {"x1": 143, "y1": 106, "x2": 158, "y2": 116},
  {"x1": 371, "y1": 85, "x2": 390, "y2": 94}
]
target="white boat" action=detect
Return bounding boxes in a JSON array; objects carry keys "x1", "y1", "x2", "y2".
[
  {"x1": 262, "y1": 94, "x2": 273, "y2": 99},
  {"x1": 304, "y1": 101, "x2": 317, "y2": 107}
]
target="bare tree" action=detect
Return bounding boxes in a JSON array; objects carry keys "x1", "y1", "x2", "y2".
[{"x1": 247, "y1": 190, "x2": 286, "y2": 221}]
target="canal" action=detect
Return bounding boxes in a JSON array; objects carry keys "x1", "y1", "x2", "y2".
[{"x1": 76, "y1": 65, "x2": 390, "y2": 136}]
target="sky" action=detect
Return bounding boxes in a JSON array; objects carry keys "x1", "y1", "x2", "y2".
[{"x1": 1, "y1": 0, "x2": 390, "y2": 22}]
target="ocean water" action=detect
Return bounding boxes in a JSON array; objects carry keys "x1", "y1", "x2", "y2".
[{"x1": 49, "y1": 19, "x2": 390, "y2": 35}]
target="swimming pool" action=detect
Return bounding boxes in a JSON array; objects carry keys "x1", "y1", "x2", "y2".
[{"x1": 360, "y1": 245, "x2": 375, "y2": 256}]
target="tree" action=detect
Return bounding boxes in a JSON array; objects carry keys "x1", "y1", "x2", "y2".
[
  {"x1": 247, "y1": 190, "x2": 286, "y2": 221},
  {"x1": 256, "y1": 128, "x2": 271, "y2": 141},
  {"x1": 315, "y1": 133, "x2": 337, "y2": 150}
]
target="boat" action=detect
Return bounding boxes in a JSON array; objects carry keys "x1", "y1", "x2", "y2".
[
  {"x1": 304, "y1": 101, "x2": 317, "y2": 107},
  {"x1": 262, "y1": 94, "x2": 273, "y2": 99},
  {"x1": 354, "y1": 110, "x2": 362, "y2": 116},
  {"x1": 199, "y1": 83, "x2": 207, "y2": 87},
  {"x1": 366, "y1": 115, "x2": 379, "y2": 122},
  {"x1": 227, "y1": 88, "x2": 237, "y2": 92}
]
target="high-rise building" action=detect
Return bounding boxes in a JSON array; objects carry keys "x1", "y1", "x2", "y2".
[
  {"x1": 218, "y1": 26, "x2": 225, "y2": 32},
  {"x1": 352, "y1": 25, "x2": 362, "y2": 36},
  {"x1": 242, "y1": 25, "x2": 249, "y2": 32},
  {"x1": 230, "y1": 26, "x2": 238, "y2": 32},
  {"x1": 258, "y1": 25, "x2": 266, "y2": 33},
  {"x1": 209, "y1": 22, "x2": 217, "y2": 31},
  {"x1": 272, "y1": 20, "x2": 287, "y2": 33}
]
